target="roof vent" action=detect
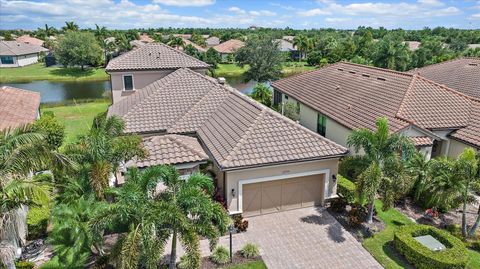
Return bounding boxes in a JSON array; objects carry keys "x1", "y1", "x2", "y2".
[
  {"x1": 337, "y1": 68, "x2": 344, "y2": 71},
  {"x1": 377, "y1": 77, "x2": 386, "y2": 81},
  {"x1": 217, "y1": 77, "x2": 226, "y2": 84},
  {"x1": 348, "y1": 70, "x2": 356, "y2": 74},
  {"x1": 468, "y1": 63, "x2": 478, "y2": 66},
  {"x1": 362, "y1": 73, "x2": 370, "y2": 77},
  {"x1": 336, "y1": 85, "x2": 341, "y2": 90}
]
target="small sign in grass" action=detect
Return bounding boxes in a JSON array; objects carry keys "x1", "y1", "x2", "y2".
[{"x1": 414, "y1": 235, "x2": 446, "y2": 251}]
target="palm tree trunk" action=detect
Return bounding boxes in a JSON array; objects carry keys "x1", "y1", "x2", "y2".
[
  {"x1": 366, "y1": 202, "x2": 374, "y2": 224},
  {"x1": 468, "y1": 206, "x2": 480, "y2": 238},
  {"x1": 462, "y1": 186, "x2": 469, "y2": 237},
  {"x1": 169, "y1": 231, "x2": 177, "y2": 269}
]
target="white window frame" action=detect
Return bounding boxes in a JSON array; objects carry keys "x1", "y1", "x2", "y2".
[{"x1": 122, "y1": 74, "x2": 135, "y2": 91}]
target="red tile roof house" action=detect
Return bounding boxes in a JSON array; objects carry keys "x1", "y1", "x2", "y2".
[
  {"x1": 106, "y1": 47, "x2": 348, "y2": 216},
  {"x1": 16, "y1": 35, "x2": 45, "y2": 47},
  {"x1": 105, "y1": 43, "x2": 209, "y2": 103},
  {"x1": 0, "y1": 41, "x2": 48, "y2": 68},
  {"x1": 271, "y1": 61, "x2": 480, "y2": 160},
  {"x1": 212, "y1": 39, "x2": 245, "y2": 62},
  {"x1": 0, "y1": 86, "x2": 41, "y2": 130}
]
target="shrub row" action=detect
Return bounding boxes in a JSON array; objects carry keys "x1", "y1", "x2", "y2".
[
  {"x1": 337, "y1": 175, "x2": 357, "y2": 204},
  {"x1": 393, "y1": 224, "x2": 468, "y2": 269}
]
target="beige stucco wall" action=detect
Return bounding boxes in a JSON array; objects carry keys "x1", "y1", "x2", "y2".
[
  {"x1": 447, "y1": 139, "x2": 475, "y2": 158},
  {"x1": 1, "y1": 54, "x2": 39, "y2": 67},
  {"x1": 109, "y1": 68, "x2": 208, "y2": 103},
  {"x1": 223, "y1": 158, "x2": 340, "y2": 214}
]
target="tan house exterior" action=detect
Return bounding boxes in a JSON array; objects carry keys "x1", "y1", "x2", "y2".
[
  {"x1": 106, "y1": 43, "x2": 209, "y2": 103},
  {"x1": 272, "y1": 61, "x2": 480, "y2": 160},
  {"x1": 108, "y1": 68, "x2": 347, "y2": 216},
  {"x1": 0, "y1": 41, "x2": 48, "y2": 68}
]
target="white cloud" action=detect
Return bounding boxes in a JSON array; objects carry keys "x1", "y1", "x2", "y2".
[
  {"x1": 325, "y1": 17, "x2": 351, "y2": 23},
  {"x1": 471, "y1": 13, "x2": 480, "y2": 19},
  {"x1": 249, "y1": 10, "x2": 276, "y2": 16},
  {"x1": 418, "y1": 0, "x2": 444, "y2": 6},
  {"x1": 228, "y1": 6, "x2": 246, "y2": 14},
  {"x1": 152, "y1": 0, "x2": 215, "y2": 7},
  {"x1": 297, "y1": 8, "x2": 331, "y2": 17}
]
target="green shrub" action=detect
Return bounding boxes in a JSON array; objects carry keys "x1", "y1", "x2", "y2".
[
  {"x1": 32, "y1": 111, "x2": 65, "y2": 149},
  {"x1": 338, "y1": 156, "x2": 370, "y2": 182},
  {"x1": 240, "y1": 243, "x2": 260, "y2": 258},
  {"x1": 27, "y1": 184, "x2": 51, "y2": 240},
  {"x1": 394, "y1": 224, "x2": 468, "y2": 269},
  {"x1": 337, "y1": 175, "x2": 357, "y2": 204},
  {"x1": 210, "y1": 246, "x2": 230, "y2": 265},
  {"x1": 15, "y1": 261, "x2": 35, "y2": 269}
]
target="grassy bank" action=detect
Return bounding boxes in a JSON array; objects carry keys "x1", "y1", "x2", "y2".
[
  {"x1": 0, "y1": 63, "x2": 108, "y2": 83},
  {"x1": 363, "y1": 200, "x2": 480, "y2": 269},
  {"x1": 215, "y1": 62, "x2": 316, "y2": 78},
  {"x1": 42, "y1": 101, "x2": 110, "y2": 144}
]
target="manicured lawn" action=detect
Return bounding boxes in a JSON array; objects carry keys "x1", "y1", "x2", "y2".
[
  {"x1": 226, "y1": 260, "x2": 268, "y2": 269},
  {"x1": 42, "y1": 101, "x2": 110, "y2": 144},
  {"x1": 282, "y1": 62, "x2": 317, "y2": 75},
  {"x1": 0, "y1": 63, "x2": 108, "y2": 83},
  {"x1": 363, "y1": 200, "x2": 479, "y2": 269},
  {"x1": 215, "y1": 62, "x2": 316, "y2": 78}
]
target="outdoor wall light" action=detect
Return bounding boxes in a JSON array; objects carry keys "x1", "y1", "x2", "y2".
[
  {"x1": 332, "y1": 174, "x2": 337, "y2": 182},
  {"x1": 231, "y1": 188, "x2": 235, "y2": 197}
]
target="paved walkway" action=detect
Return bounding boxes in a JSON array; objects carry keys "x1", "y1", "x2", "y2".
[{"x1": 167, "y1": 207, "x2": 382, "y2": 269}]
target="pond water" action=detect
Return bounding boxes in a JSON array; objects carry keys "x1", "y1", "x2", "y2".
[
  {"x1": 1, "y1": 80, "x2": 111, "y2": 104},
  {"x1": 0, "y1": 76, "x2": 267, "y2": 104}
]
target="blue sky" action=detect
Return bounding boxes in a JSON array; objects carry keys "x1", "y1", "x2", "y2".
[{"x1": 1, "y1": 0, "x2": 479, "y2": 30}]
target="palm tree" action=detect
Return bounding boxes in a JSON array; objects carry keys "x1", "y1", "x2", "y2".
[
  {"x1": 167, "y1": 36, "x2": 186, "y2": 49},
  {"x1": 469, "y1": 151, "x2": 480, "y2": 237},
  {"x1": 406, "y1": 151, "x2": 431, "y2": 201},
  {"x1": 373, "y1": 34, "x2": 410, "y2": 71},
  {"x1": 251, "y1": 83, "x2": 272, "y2": 107},
  {"x1": 94, "y1": 24, "x2": 108, "y2": 42},
  {"x1": 293, "y1": 35, "x2": 310, "y2": 61},
  {"x1": 347, "y1": 117, "x2": 414, "y2": 223},
  {"x1": 62, "y1": 21, "x2": 79, "y2": 32},
  {"x1": 0, "y1": 126, "x2": 72, "y2": 267},
  {"x1": 116, "y1": 34, "x2": 132, "y2": 54},
  {"x1": 64, "y1": 115, "x2": 146, "y2": 200},
  {"x1": 92, "y1": 166, "x2": 230, "y2": 269}
]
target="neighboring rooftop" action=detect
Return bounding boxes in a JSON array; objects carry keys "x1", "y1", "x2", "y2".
[
  {"x1": 181, "y1": 38, "x2": 206, "y2": 53},
  {"x1": 139, "y1": 33, "x2": 154, "y2": 43},
  {"x1": 0, "y1": 41, "x2": 48, "y2": 56},
  {"x1": 282, "y1": 35, "x2": 295, "y2": 42},
  {"x1": 404, "y1": 41, "x2": 421, "y2": 51},
  {"x1": 408, "y1": 57, "x2": 480, "y2": 99},
  {"x1": 105, "y1": 43, "x2": 209, "y2": 71},
  {"x1": 206, "y1": 36, "x2": 220, "y2": 47},
  {"x1": 15, "y1": 35, "x2": 44, "y2": 46},
  {"x1": 275, "y1": 39, "x2": 296, "y2": 52},
  {"x1": 272, "y1": 61, "x2": 480, "y2": 148},
  {"x1": 108, "y1": 68, "x2": 347, "y2": 170},
  {"x1": 213, "y1": 39, "x2": 245, "y2": 54},
  {"x1": 126, "y1": 134, "x2": 208, "y2": 168},
  {"x1": 0, "y1": 86, "x2": 40, "y2": 130}
]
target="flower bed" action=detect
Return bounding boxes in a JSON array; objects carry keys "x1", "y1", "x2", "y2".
[{"x1": 394, "y1": 224, "x2": 468, "y2": 269}]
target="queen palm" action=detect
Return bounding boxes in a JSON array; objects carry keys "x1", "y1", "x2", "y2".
[
  {"x1": 167, "y1": 36, "x2": 186, "y2": 49},
  {"x1": 406, "y1": 151, "x2": 431, "y2": 201},
  {"x1": 62, "y1": 21, "x2": 79, "y2": 32},
  {"x1": 93, "y1": 165, "x2": 230, "y2": 269},
  {"x1": 293, "y1": 35, "x2": 310, "y2": 60},
  {"x1": 347, "y1": 117, "x2": 413, "y2": 223}
]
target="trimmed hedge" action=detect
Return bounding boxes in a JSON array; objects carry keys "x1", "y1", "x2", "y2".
[
  {"x1": 338, "y1": 156, "x2": 370, "y2": 181},
  {"x1": 394, "y1": 224, "x2": 468, "y2": 269},
  {"x1": 15, "y1": 261, "x2": 35, "y2": 269},
  {"x1": 337, "y1": 175, "x2": 357, "y2": 204}
]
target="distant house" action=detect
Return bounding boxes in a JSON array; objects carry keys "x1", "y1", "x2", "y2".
[
  {"x1": 0, "y1": 41, "x2": 48, "y2": 67},
  {"x1": 275, "y1": 39, "x2": 300, "y2": 60},
  {"x1": 206, "y1": 36, "x2": 220, "y2": 47},
  {"x1": 15, "y1": 35, "x2": 44, "y2": 46},
  {"x1": 0, "y1": 86, "x2": 40, "y2": 130},
  {"x1": 213, "y1": 39, "x2": 245, "y2": 62},
  {"x1": 130, "y1": 39, "x2": 145, "y2": 48},
  {"x1": 405, "y1": 41, "x2": 421, "y2": 51},
  {"x1": 180, "y1": 38, "x2": 206, "y2": 53},
  {"x1": 282, "y1": 35, "x2": 295, "y2": 42},
  {"x1": 173, "y1": 34, "x2": 192, "y2": 40},
  {"x1": 105, "y1": 43, "x2": 209, "y2": 103}
]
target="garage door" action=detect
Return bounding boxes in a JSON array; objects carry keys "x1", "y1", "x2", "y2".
[{"x1": 242, "y1": 174, "x2": 325, "y2": 217}]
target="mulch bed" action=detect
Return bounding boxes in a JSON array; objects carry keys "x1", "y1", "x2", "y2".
[
  {"x1": 194, "y1": 252, "x2": 263, "y2": 269},
  {"x1": 327, "y1": 203, "x2": 385, "y2": 242}
]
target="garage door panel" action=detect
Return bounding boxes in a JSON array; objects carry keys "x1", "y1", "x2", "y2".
[
  {"x1": 261, "y1": 183, "x2": 282, "y2": 214},
  {"x1": 302, "y1": 175, "x2": 323, "y2": 207},
  {"x1": 243, "y1": 183, "x2": 262, "y2": 217},
  {"x1": 281, "y1": 181, "x2": 302, "y2": 210}
]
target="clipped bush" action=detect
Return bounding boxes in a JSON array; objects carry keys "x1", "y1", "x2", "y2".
[
  {"x1": 32, "y1": 111, "x2": 65, "y2": 149},
  {"x1": 210, "y1": 246, "x2": 230, "y2": 265},
  {"x1": 240, "y1": 243, "x2": 260, "y2": 259},
  {"x1": 338, "y1": 156, "x2": 370, "y2": 181},
  {"x1": 15, "y1": 261, "x2": 35, "y2": 269},
  {"x1": 394, "y1": 224, "x2": 468, "y2": 269},
  {"x1": 337, "y1": 175, "x2": 357, "y2": 204},
  {"x1": 27, "y1": 184, "x2": 51, "y2": 240}
]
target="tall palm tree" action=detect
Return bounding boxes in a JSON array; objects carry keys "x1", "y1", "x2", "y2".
[
  {"x1": 406, "y1": 151, "x2": 431, "y2": 201},
  {"x1": 373, "y1": 34, "x2": 410, "y2": 71},
  {"x1": 94, "y1": 24, "x2": 108, "y2": 42},
  {"x1": 251, "y1": 83, "x2": 272, "y2": 107},
  {"x1": 0, "y1": 126, "x2": 72, "y2": 267},
  {"x1": 116, "y1": 34, "x2": 132, "y2": 54},
  {"x1": 347, "y1": 117, "x2": 413, "y2": 223},
  {"x1": 469, "y1": 151, "x2": 480, "y2": 237},
  {"x1": 62, "y1": 21, "x2": 79, "y2": 32},
  {"x1": 92, "y1": 166, "x2": 230, "y2": 269},
  {"x1": 293, "y1": 35, "x2": 310, "y2": 61},
  {"x1": 167, "y1": 36, "x2": 185, "y2": 49}
]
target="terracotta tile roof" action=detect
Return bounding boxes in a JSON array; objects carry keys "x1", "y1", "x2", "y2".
[
  {"x1": 105, "y1": 43, "x2": 209, "y2": 71},
  {"x1": 108, "y1": 68, "x2": 347, "y2": 170},
  {"x1": 0, "y1": 41, "x2": 48, "y2": 56},
  {"x1": 180, "y1": 38, "x2": 206, "y2": 53},
  {"x1": 213, "y1": 39, "x2": 245, "y2": 54},
  {"x1": 0, "y1": 86, "x2": 40, "y2": 130},
  {"x1": 410, "y1": 136, "x2": 434, "y2": 147},
  {"x1": 404, "y1": 41, "x2": 421, "y2": 51},
  {"x1": 139, "y1": 33, "x2": 154, "y2": 43},
  {"x1": 15, "y1": 35, "x2": 44, "y2": 46},
  {"x1": 126, "y1": 134, "x2": 208, "y2": 168},
  {"x1": 408, "y1": 57, "x2": 480, "y2": 99},
  {"x1": 272, "y1": 62, "x2": 480, "y2": 148},
  {"x1": 206, "y1": 36, "x2": 220, "y2": 47}
]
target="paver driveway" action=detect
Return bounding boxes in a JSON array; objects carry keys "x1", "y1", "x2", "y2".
[{"x1": 169, "y1": 207, "x2": 382, "y2": 269}]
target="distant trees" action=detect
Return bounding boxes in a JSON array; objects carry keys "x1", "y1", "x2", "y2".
[
  {"x1": 62, "y1": 21, "x2": 79, "y2": 32},
  {"x1": 167, "y1": 36, "x2": 185, "y2": 49},
  {"x1": 372, "y1": 34, "x2": 410, "y2": 71},
  {"x1": 235, "y1": 37, "x2": 283, "y2": 82},
  {"x1": 250, "y1": 83, "x2": 272, "y2": 107},
  {"x1": 56, "y1": 32, "x2": 103, "y2": 69}
]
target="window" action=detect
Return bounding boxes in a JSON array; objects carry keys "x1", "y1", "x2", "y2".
[
  {"x1": 123, "y1": 75, "x2": 134, "y2": 91},
  {"x1": 1, "y1": 56, "x2": 14, "y2": 64},
  {"x1": 317, "y1": 114, "x2": 327, "y2": 136},
  {"x1": 273, "y1": 90, "x2": 282, "y2": 107}
]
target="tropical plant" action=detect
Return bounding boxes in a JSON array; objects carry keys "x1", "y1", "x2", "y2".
[
  {"x1": 62, "y1": 21, "x2": 79, "y2": 32},
  {"x1": 347, "y1": 117, "x2": 414, "y2": 223},
  {"x1": 116, "y1": 34, "x2": 133, "y2": 54},
  {"x1": 281, "y1": 102, "x2": 300, "y2": 122},
  {"x1": 64, "y1": 114, "x2": 146, "y2": 200},
  {"x1": 406, "y1": 151, "x2": 431, "y2": 201},
  {"x1": 373, "y1": 34, "x2": 410, "y2": 71},
  {"x1": 250, "y1": 83, "x2": 272, "y2": 107},
  {"x1": 293, "y1": 35, "x2": 311, "y2": 60},
  {"x1": 210, "y1": 246, "x2": 230, "y2": 264},
  {"x1": 32, "y1": 111, "x2": 65, "y2": 150},
  {"x1": 56, "y1": 31, "x2": 103, "y2": 69},
  {"x1": 167, "y1": 36, "x2": 185, "y2": 49},
  {"x1": 92, "y1": 166, "x2": 230, "y2": 269},
  {"x1": 240, "y1": 243, "x2": 260, "y2": 258}
]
